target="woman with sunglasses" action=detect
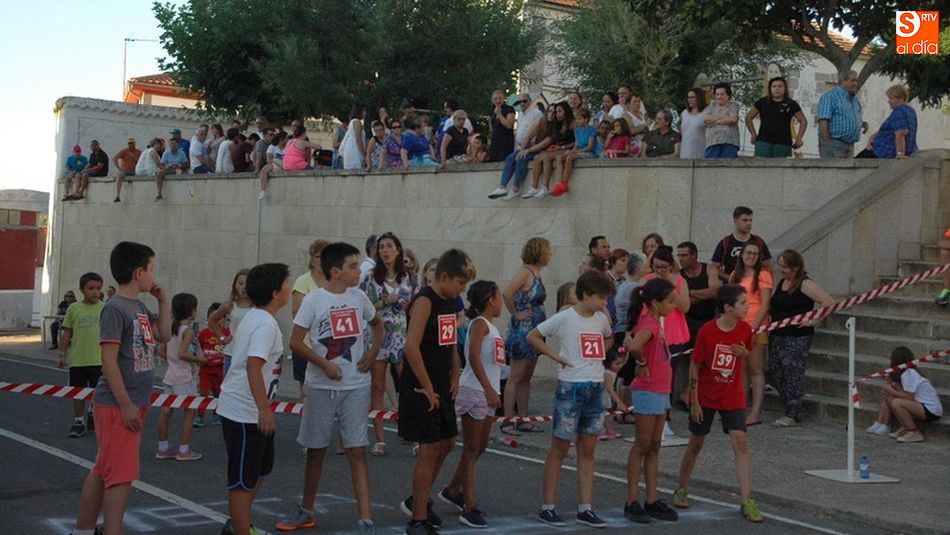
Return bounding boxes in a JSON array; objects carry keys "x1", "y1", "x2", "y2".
[{"x1": 385, "y1": 121, "x2": 404, "y2": 168}]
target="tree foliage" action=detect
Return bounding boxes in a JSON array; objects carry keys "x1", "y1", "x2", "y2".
[{"x1": 153, "y1": 0, "x2": 541, "y2": 122}]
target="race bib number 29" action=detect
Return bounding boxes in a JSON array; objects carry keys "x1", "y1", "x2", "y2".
[
  {"x1": 438, "y1": 314, "x2": 457, "y2": 346},
  {"x1": 579, "y1": 332, "x2": 605, "y2": 360},
  {"x1": 329, "y1": 308, "x2": 360, "y2": 339}
]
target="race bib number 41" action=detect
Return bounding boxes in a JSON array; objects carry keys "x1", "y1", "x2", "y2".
[
  {"x1": 329, "y1": 308, "x2": 360, "y2": 339},
  {"x1": 438, "y1": 314, "x2": 457, "y2": 346},
  {"x1": 712, "y1": 343, "x2": 738, "y2": 377},
  {"x1": 579, "y1": 332, "x2": 605, "y2": 360}
]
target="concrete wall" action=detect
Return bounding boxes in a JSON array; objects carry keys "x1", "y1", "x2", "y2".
[{"x1": 0, "y1": 291, "x2": 33, "y2": 331}]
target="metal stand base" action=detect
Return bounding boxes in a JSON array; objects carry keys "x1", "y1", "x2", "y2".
[{"x1": 805, "y1": 469, "x2": 900, "y2": 483}]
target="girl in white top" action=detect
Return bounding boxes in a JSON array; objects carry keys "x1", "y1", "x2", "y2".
[
  {"x1": 157, "y1": 293, "x2": 206, "y2": 461},
  {"x1": 340, "y1": 118, "x2": 366, "y2": 170},
  {"x1": 208, "y1": 269, "x2": 253, "y2": 373},
  {"x1": 679, "y1": 88, "x2": 708, "y2": 159},
  {"x1": 441, "y1": 281, "x2": 505, "y2": 528},
  {"x1": 866, "y1": 346, "x2": 944, "y2": 443},
  {"x1": 135, "y1": 138, "x2": 164, "y2": 176}
]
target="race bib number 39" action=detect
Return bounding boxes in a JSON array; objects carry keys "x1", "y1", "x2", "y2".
[
  {"x1": 493, "y1": 337, "x2": 506, "y2": 365},
  {"x1": 329, "y1": 308, "x2": 360, "y2": 339},
  {"x1": 437, "y1": 314, "x2": 457, "y2": 346},
  {"x1": 136, "y1": 313, "x2": 155, "y2": 346},
  {"x1": 712, "y1": 343, "x2": 738, "y2": 377},
  {"x1": 579, "y1": 332, "x2": 605, "y2": 360}
]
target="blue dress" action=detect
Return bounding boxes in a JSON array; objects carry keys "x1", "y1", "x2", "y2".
[{"x1": 506, "y1": 276, "x2": 546, "y2": 359}]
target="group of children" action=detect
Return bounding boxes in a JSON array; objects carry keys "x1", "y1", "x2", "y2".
[{"x1": 62, "y1": 239, "x2": 944, "y2": 535}]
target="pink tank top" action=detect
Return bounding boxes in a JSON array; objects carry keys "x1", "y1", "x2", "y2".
[
  {"x1": 639, "y1": 274, "x2": 690, "y2": 345},
  {"x1": 283, "y1": 139, "x2": 308, "y2": 171}
]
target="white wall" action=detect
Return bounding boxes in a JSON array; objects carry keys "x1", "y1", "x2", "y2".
[{"x1": 0, "y1": 290, "x2": 33, "y2": 331}]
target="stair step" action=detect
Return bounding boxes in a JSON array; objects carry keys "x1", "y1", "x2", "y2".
[
  {"x1": 803, "y1": 370, "x2": 950, "y2": 407},
  {"x1": 877, "y1": 275, "x2": 944, "y2": 297},
  {"x1": 898, "y1": 260, "x2": 941, "y2": 277},
  {"x1": 920, "y1": 245, "x2": 942, "y2": 263},
  {"x1": 808, "y1": 349, "x2": 950, "y2": 389},
  {"x1": 858, "y1": 295, "x2": 950, "y2": 317},
  {"x1": 811, "y1": 328, "x2": 950, "y2": 356},
  {"x1": 825, "y1": 310, "x2": 950, "y2": 338}
]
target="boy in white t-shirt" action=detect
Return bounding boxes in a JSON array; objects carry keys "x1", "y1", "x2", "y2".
[
  {"x1": 215, "y1": 263, "x2": 291, "y2": 535},
  {"x1": 277, "y1": 243, "x2": 384, "y2": 534},
  {"x1": 527, "y1": 270, "x2": 615, "y2": 529}
]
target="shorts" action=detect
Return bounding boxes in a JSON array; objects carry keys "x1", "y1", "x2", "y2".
[
  {"x1": 398, "y1": 386, "x2": 458, "y2": 444},
  {"x1": 297, "y1": 387, "x2": 371, "y2": 449},
  {"x1": 69, "y1": 365, "x2": 102, "y2": 388},
  {"x1": 754, "y1": 141, "x2": 793, "y2": 158},
  {"x1": 632, "y1": 390, "x2": 671, "y2": 416},
  {"x1": 574, "y1": 151, "x2": 598, "y2": 159},
  {"x1": 164, "y1": 379, "x2": 197, "y2": 397},
  {"x1": 703, "y1": 144, "x2": 739, "y2": 158},
  {"x1": 87, "y1": 170, "x2": 107, "y2": 178},
  {"x1": 552, "y1": 380, "x2": 605, "y2": 440},
  {"x1": 199, "y1": 366, "x2": 224, "y2": 395},
  {"x1": 292, "y1": 352, "x2": 308, "y2": 382},
  {"x1": 91, "y1": 404, "x2": 148, "y2": 487},
  {"x1": 924, "y1": 406, "x2": 941, "y2": 422},
  {"x1": 753, "y1": 332, "x2": 769, "y2": 345},
  {"x1": 688, "y1": 407, "x2": 747, "y2": 436},
  {"x1": 455, "y1": 385, "x2": 490, "y2": 420},
  {"x1": 192, "y1": 165, "x2": 212, "y2": 174},
  {"x1": 221, "y1": 416, "x2": 274, "y2": 491}
]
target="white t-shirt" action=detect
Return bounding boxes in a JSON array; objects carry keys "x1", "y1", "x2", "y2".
[
  {"x1": 189, "y1": 135, "x2": 209, "y2": 171},
  {"x1": 294, "y1": 288, "x2": 375, "y2": 390},
  {"x1": 135, "y1": 147, "x2": 161, "y2": 176},
  {"x1": 459, "y1": 316, "x2": 504, "y2": 394},
  {"x1": 515, "y1": 106, "x2": 543, "y2": 148},
  {"x1": 608, "y1": 104, "x2": 626, "y2": 120},
  {"x1": 901, "y1": 369, "x2": 943, "y2": 416},
  {"x1": 536, "y1": 307, "x2": 611, "y2": 383},
  {"x1": 216, "y1": 309, "x2": 284, "y2": 424},
  {"x1": 216, "y1": 139, "x2": 235, "y2": 173},
  {"x1": 359, "y1": 258, "x2": 376, "y2": 282}
]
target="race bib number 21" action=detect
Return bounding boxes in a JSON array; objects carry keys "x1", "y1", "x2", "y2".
[{"x1": 579, "y1": 332, "x2": 605, "y2": 360}]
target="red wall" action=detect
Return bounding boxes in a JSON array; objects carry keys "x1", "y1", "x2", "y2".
[{"x1": 0, "y1": 228, "x2": 40, "y2": 290}]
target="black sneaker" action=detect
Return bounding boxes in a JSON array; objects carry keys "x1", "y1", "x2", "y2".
[
  {"x1": 623, "y1": 501, "x2": 650, "y2": 523},
  {"x1": 86, "y1": 412, "x2": 95, "y2": 431},
  {"x1": 459, "y1": 508, "x2": 488, "y2": 528},
  {"x1": 576, "y1": 509, "x2": 607, "y2": 528},
  {"x1": 537, "y1": 508, "x2": 566, "y2": 527},
  {"x1": 401, "y1": 496, "x2": 442, "y2": 528},
  {"x1": 645, "y1": 500, "x2": 679, "y2": 521},
  {"x1": 68, "y1": 423, "x2": 86, "y2": 438},
  {"x1": 405, "y1": 519, "x2": 439, "y2": 535},
  {"x1": 437, "y1": 486, "x2": 464, "y2": 511}
]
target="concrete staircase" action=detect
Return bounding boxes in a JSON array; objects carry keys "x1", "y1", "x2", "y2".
[{"x1": 766, "y1": 244, "x2": 950, "y2": 440}]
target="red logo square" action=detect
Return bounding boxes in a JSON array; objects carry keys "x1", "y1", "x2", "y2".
[
  {"x1": 329, "y1": 308, "x2": 360, "y2": 339},
  {"x1": 437, "y1": 314, "x2": 457, "y2": 346},
  {"x1": 579, "y1": 332, "x2": 605, "y2": 360}
]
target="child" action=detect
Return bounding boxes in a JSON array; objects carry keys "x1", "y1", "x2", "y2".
[
  {"x1": 216, "y1": 263, "x2": 291, "y2": 535},
  {"x1": 594, "y1": 120, "x2": 610, "y2": 159},
  {"x1": 672, "y1": 285, "x2": 763, "y2": 522},
  {"x1": 197, "y1": 302, "x2": 229, "y2": 426},
  {"x1": 550, "y1": 108, "x2": 597, "y2": 197},
  {"x1": 624, "y1": 277, "x2": 678, "y2": 524},
  {"x1": 156, "y1": 293, "x2": 206, "y2": 461},
  {"x1": 466, "y1": 134, "x2": 488, "y2": 163},
  {"x1": 439, "y1": 281, "x2": 504, "y2": 528},
  {"x1": 276, "y1": 243, "x2": 383, "y2": 534},
  {"x1": 73, "y1": 242, "x2": 171, "y2": 535},
  {"x1": 399, "y1": 249, "x2": 476, "y2": 535},
  {"x1": 528, "y1": 270, "x2": 615, "y2": 528},
  {"x1": 601, "y1": 345, "x2": 628, "y2": 440},
  {"x1": 556, "y1": 281, "x2": 577, "y2": 312},
  {"x1": 604, "y1": 119, "x2": 632, "y2": 158},
  {"x1": 866, "y1": 346, "x2": 943, "y2": 443},
  {"x1": 58, "y1": 272, "x2": 105, "y2": 438},
  {"x1": 209, "y1": 268, "x2": 253, "y2": 373}
]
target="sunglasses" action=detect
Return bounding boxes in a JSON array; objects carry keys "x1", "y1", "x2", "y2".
[{"x1": 519, "y1": 99, "x2": 530, "y2": 105}]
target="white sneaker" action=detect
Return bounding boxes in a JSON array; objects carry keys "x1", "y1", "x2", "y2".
[
  {"x1": 487, "y1": 187, "x2": 508, "y2": 199},
  {"x1": 896, "y1": 430, "x2": 924, "y2": 443},
  {"x1": 888, "y1": 427, "x2": 906, "y2": 439},
  {"x1": 258, "y1": 190, "x2": 267, "y2": 200},
  {"x1": 521, "y1": 187, "x2": 539, "y2": 199},
  {"x1": 535, "y1": 186, "x2": 548, "y2": 199},
  {"x1": 663, "y1": 422, "x2": 676, "y2": 438},
  {"x1": 502, "y1": 189, "x2": 519, "y2": 201},
  {"x1": 865, "y1": 422, "x2": 888, "y2": 435}
]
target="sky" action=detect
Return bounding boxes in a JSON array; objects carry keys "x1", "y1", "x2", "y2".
[{"x1": 0, "y1": 2, "x2": 173, "y2": 193}]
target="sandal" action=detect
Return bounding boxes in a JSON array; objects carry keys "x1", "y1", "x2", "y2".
[
  {"x1": 370, "y1": 442, "x2": 386, "y2": 456},
  {"x1": 745, "y1": 420, "x2": 762, "y2": 427},
  {"x1": 500, "y1": 422, "x2": 521, "y2": 436},
  {"x1": 517, "y1": 422, "x2": 544, "y2": 433}
]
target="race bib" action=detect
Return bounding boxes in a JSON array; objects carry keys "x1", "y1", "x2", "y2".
[
  {"x1": 136, "y1": 313, "x2": 155, "y2": 346},
  {"x1": 329, "y1": 308, "x2": 360, "y2": 339},
  {"x1": 493, "y1": 337, "x2": 506, "y2": 365},
  {"x1": 712, "y1": 343, "x2": 738, "y2": 377},
  {"x1": 437, "y1": 314, "x2": 457, "y2": 346},
  {"x1": 579, "y1": 332, "x2": 605, "y2": 360}
]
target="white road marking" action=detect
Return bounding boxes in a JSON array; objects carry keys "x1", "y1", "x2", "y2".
[{"x1": 0, "y1": 355, "x2": 67, "y2": 372}]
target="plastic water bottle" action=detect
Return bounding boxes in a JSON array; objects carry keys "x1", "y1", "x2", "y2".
[
  {"x1": 501, "y1": 437, "x2": 518, "y2": 448},
  {"x1": 859, "y1": 455, "x2": 870, "y2": 479}
]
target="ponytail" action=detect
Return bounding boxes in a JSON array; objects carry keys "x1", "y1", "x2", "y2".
[
  {"x1": 465, "y1": 280, "x2": 499, "y2": 319},
  {"x1": 626, "y1": 278, "x2": 675, "y2": 330}
]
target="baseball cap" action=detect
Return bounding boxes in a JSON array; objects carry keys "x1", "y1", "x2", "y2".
[
  {"x1": 170, "y1": 128, "x2": 181, "y2": 136},
  {"x1": 126, "y1": 137, "x2": 136, "y2": 144},
  {"x1": 72, "y1": 145, "x2": 82, "y2": 153}
]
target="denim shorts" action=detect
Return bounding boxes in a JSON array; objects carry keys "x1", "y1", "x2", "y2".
[
  {"x1": 632, "y1": 390, "x2": 671, "y2": 416},
  {"x1": 552, "y1": 380, "x2": 605, "y2": 440}
]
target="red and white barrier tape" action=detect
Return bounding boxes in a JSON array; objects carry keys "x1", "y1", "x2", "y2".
[{"x1": 850, "y1": 348, "x2": 950, "y2": 408}]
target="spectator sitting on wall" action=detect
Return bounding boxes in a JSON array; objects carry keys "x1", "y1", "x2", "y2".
[
  {"x1": 232, "y1": 133, "x2": 256, "y2": 173},
  {"x1": 62, "y1": 145, "x2": 88, "y2": 202},
  {"x1": 259, "y1": 130, "x2": 289, "y2": 199},
  {"x1": 190, "y1": 124, "x2": 214, "y2": 174},
  {"x1": 128, "y1": 138, "x2": 166, "y2": 203},
  {"x1": 643, "y1": 110, "x2": 682, "y2": 158},
  {"x1": 157, "y1": 138, "x2": 188, "y2": 201},
  {"x1": 215, "y1": 128, "x2": 239, "y2": 174},
  {"x1": 169, "y1": 128, "x2": 190, "y2": 161},
  {"x1": 855, "y1": 84, "x2": 918, "y2": 160},
  {"x1": 488, "y1": 89, "x2": 516, "y2": 162},
  {"x1": 66, "y1": 140, "x2": 108, "y2": 201},
  {"x1": 399, "y1": 97, "x2": 416, "y2": 131},
  {"x1": 252, "y1": 129, "x2": 274, "y2": 172},
  {"x1": 401, "y1": 115, "x2": 438, "y2": 167},
  {"x1": 112, "y1": 138, "x2": 142, "y2": 201},
  {"x1": 439, "y1": 110, "x2": 471, "y2": 170}
]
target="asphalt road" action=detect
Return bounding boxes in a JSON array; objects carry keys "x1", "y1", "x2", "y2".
[{"x1": 0, "y1": 357, "x2": 873, "y2": 534}]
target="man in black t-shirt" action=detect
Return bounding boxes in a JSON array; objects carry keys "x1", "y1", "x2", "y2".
[
  {"x1": 745, "y1": 76, "x2": 807, "y2": 158},
  {"x1": 677, "y1": 241, "x2": 721, "y2": 341},
  {"x1": 66, "y1": 140, "x2": 109, "y2": 201},
  {"x1": 710, "y1": 206, "x2": 771, "y2": 281}
]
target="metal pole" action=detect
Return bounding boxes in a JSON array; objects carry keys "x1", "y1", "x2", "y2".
[
  {"x1": 122, "y1": 38, "x2": 128, "y2": 100},
  {"x1": 846, "y1": 317, "x2": 856, "y2": 477}
]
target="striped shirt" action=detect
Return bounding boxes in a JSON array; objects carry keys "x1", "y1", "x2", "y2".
[
  {"x1": 817, "y1": 86, "x2": 863, "y2": 143},
  {"x1": 872, "y1": 104, "x2": 917, "y2": 158}
]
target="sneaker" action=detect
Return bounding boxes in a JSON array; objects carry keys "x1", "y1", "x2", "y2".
[
  {"x1": 258, "y1": 190, "x2": 267, "y2": 201},
  {"x1": 645, "y1": 500, "x2": 679, "y2": 522},
  {"x1": 534, "y1": 186, "x2": 548, "y2": 199},
  {"x1": 623, "y1": 501, "x2": 650, "y2": 523},
  {"x1": 671, "y1": 488, "x2": 690, "y2": 509},
  {"x1": 935, "y1": 288, "x2": 950, "y2": 306},
  {"x1": 404, "y1": 520, "x2": 439, "y2": 535},
  {"x1": 400, "y1": 497, "x2": 441, "y2": 528},
  {"x1": 521, "y1": 187, "x2": 539, "y2": 199},
  {"x1": 771, "y1": 416, "x2": 797, "y2": 428},
  {"x1": 211, "y1": 414, "x2": 222, "y2": 425},
  {"x1": 459, "y1": 508, "x2": 488, "y2": 528},
  {"x1": 487, "y1": 187, "x2": 508, "y2": 199},
  {"x1": 663, "y1": 422, "x2": 676, "y2": 438},
  {"x1": 764, "y1": 383, "x2": 776, "y2": 394},
  {"x1": 897, "y1": 430, "x2": 924, "y2": 443},
  {"x1": 357, "y1": 519, "x2": 375, "y2": 534},
  {"x1": 502, "y1": 189, "x2": 519, "y2": 201},
  {"x1": 576, "y1": 509, "x2": 607, "y2": 528},
  {"x1": 153, "y1": 195, "x2": 164, "y2": 203},
  {"x1": 437, "y1": 487, "x2": 464, "y2": 511},
  {"x1": 865, "y1": 422, "x2": 888, "y2": 435},
  {"x1": 888, "y1": 427, "x2": 906, "y2": 439},
  {"x1": 155, "y1": 448, "x2": 176, "y2": 460},
  {"x1": 113, "y1": 197, "x2": 120, "y2": 203},
  {"x1": 275, "y1": 504, "x2": 317, "y2": 531},
  {"x1": 740, "y1": 498, "x2": 764, "y2": 523},
  {"x1": 68, "y1": 423, "x2": 86, "y2": 438},
  {"x1": 176, "y1": 449, "x2": 202, "y2": 461},
  {"x1": 549, "y1": 183, "x2": 569, "y2": 197},
  {"x1": 537, "y1": 508, "x2": 566, "y2": 527},
  {"x1": 193, "y1": 417, "x2": 205, "y2": 428}
]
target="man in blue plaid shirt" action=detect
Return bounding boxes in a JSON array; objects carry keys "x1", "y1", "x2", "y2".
[{"x1": 817, "y1": 70, "x2": 868, "y2": 158}]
